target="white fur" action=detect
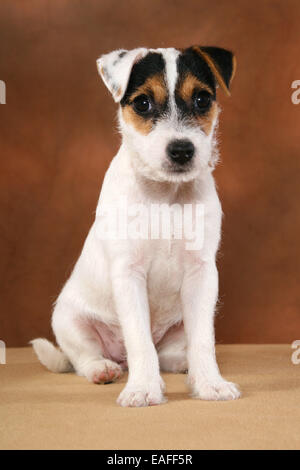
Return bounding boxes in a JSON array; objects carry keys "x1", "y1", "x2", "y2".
[
  {"x1": 32, "y1": 47, "x2": 240, "y2": 406},
  {"x1": 97, "y1": 48, "x2": 148, "y2": 102},
  {"x1": 30, "y1": 338, "x2": 72, "y2": 373}
]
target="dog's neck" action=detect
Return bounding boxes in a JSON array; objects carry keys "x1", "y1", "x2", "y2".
[
  {"x1": 118, "y1": 142, "x2": 208, "y2": 204},
  {"x1": 134, "y1": 171, "x2": 199, "y2": 204}
]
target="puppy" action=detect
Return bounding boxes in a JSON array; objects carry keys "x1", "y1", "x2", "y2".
[{"x1": 32, "y1": 46, "x2": 240, "y2": 407}]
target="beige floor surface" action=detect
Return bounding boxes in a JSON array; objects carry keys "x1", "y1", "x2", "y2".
[{"x1": 0, "y1": 345, "x2": 299, "y2": 450}]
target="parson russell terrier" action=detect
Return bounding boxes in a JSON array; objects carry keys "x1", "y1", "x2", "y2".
[{"x1": 32, "y1": 46, "x2": 241, "y2": 407}]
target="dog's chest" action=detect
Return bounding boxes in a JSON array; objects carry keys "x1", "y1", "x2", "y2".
[{"x1": 147, "y1": 239, "x2": 185, "y2": 333}]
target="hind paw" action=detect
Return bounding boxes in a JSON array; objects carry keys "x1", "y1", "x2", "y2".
[{"x1": 83, "y1": 359, "x2": 123, "y2": 384}]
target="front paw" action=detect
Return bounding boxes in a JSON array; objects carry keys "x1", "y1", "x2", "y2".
[
  {"x1": 189, "y1": 377, "x2": 241, "y2": 401},
  {"x1": 117, "y1": 379, "x2": 166, "y2": 407}
]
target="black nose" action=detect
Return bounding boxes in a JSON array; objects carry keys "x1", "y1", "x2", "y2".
[{"x1": 167, "y1": 139, "x2": 195, "y2": 165}]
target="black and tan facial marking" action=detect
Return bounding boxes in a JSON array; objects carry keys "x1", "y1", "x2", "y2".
[
  {"x1": 118, "y1": 46, "x2": 235, "y2": 136},
  {"x1": 175, "y1": 46, "x2": 235, "y2": 134},
  {"x1": 121, "y1": 52, "x2": 168, "y2": 135},
  {"x1": 176, "y1": 72, "x2": 217, "y2": 135}
]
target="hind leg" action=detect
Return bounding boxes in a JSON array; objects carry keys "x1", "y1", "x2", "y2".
[
  {"x1": 158, "y1": 323, "x2": 187, "y2": 373},
  {"x1": 52, "y1": 301, "x2": 122, "y2": 384}
]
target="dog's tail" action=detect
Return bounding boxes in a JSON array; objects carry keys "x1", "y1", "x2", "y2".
[{"x1": 30, "y1": 338, "x2": 73, "y2": 373}]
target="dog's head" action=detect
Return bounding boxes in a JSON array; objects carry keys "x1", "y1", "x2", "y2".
[{"x1": 97, "y1": 46, "x2": 236, "y2": 182}]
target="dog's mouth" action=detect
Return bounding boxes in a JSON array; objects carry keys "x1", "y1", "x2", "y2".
[
  {"x1": 157, "y1": 160, "x2": 200, "y2": 183},
  {"x1": 170, "y1": 165, "x2": 193, "y2": 173},
  {"x1": 163, "y1": 160, "x2": 194, "y2": 174}
]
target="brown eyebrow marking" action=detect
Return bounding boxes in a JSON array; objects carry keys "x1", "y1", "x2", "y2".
[
  {"x1": 122, "y1": 73, "x2": 168, "y2": 135},
  {"x1": 129, "y1": 73, "x2": 167, "y2": 105},
  {"x1": 178, "y1": 73, "x2": 213, "y2": 102}
]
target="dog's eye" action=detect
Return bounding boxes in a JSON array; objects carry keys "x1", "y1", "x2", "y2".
[
  {"x1": 194, "y1": 91, "x2": 212, "y2": 112},
  {"x1": 133, "y1": 94, "x2": 152, "y2": 114}
]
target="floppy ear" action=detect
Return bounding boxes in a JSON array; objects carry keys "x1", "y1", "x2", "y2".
[
  {"x1": 193, "y1": 46, "x2": 236, "y2": 96},
  {"x1": 97, "y1": 48, "x2": 148, "y2": 102}
]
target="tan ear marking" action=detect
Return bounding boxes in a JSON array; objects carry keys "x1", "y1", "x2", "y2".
[
  {"x1": 231, "y1": 55, "x2": 237, "y2": 85},
  {"x1": 192, "y1": 46, "x2": 231, "y2": 96}
]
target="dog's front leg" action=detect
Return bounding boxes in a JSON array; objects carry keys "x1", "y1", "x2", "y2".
[
  {"x1": 182, "y1": 260, "x2": 241, "y2": 401},
  {"x1": 111, "y1": 261, "x2": 165, "y2": 407}
]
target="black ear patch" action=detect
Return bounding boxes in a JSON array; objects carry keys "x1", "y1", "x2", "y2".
[
  {"x1": 200, "y1": 46, "x2": 236, "y2": 90},
  {"x1": 189, "y1": 46, "x2": 236, "y2": 96}
]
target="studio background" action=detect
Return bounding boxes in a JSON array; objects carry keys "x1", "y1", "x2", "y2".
[{"x1": 1, "y1": 0, "x2": 299, "y2": 347}]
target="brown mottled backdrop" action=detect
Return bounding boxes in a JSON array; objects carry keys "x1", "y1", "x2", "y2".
[{"x1": 0, "y1": 0, "x2": 299, "y2": 346}]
